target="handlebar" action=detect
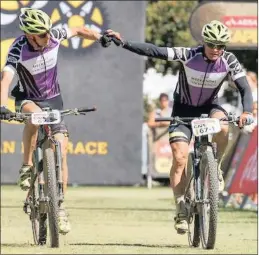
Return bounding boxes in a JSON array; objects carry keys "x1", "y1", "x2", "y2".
[
  {"x1": 1, "y1": 106, "x2": 97, "y2": 122},
  {"x1": 60, "y1": 106, "x2": 97, "y2": 116},
  {"x1": 155, "y1": 115, "x2": 240, "y2": 125}
]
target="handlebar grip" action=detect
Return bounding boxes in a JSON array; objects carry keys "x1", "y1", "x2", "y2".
[
  {"x1": 0, "y1": 112, "x2": 16, "y2": 119},
  {"x1": 77, "y1": 107, "x2": 97, "y2": 113}
]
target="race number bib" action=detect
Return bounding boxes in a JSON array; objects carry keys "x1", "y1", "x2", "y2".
[
  {"x1": 31, "y1": 110, "x2": 61, "y2": 125},
  {"x1": 191, "y1": 118, "x2": 221, "y2": 137}
]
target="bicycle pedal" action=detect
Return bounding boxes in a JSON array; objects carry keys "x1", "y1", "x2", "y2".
[
  {"x1": 177, "y1": 229, "x2": 187, "y2": 235},
  {"x1": 23, "y1": 204, "x2": 31, "y2": 214}
]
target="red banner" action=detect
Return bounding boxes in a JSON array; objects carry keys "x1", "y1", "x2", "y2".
[
  {"x1": 228, "y1": 126, "x2": 258, "y2": 194},
  {"x1": 223, "y1": 16, "x2": 257, "y2": 28}
]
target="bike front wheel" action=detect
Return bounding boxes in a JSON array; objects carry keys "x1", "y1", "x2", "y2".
[
  {"x1": 186, "y1": 152, "x2": 200, "y2": 248},
  {"x1": 43, "y1": 147, "x2": 59, "y2": 248},
  {"x1": 199, "y1": 147, "x2": 218, "y2": 249}
]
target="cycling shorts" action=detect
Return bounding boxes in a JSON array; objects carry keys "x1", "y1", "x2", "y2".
[{"x1": 168, "y1": 103, "x2": 228, "y2": 144}]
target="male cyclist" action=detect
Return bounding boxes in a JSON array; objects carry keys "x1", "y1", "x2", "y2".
[
  {"x1": 105, "y1": 20, "x2": 254, "y2": 234},
  {"x1": 0, "y1": 8, "x2": 111, "y2": 234}
]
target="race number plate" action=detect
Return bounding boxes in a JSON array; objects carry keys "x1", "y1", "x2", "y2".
[
  {"x1": 191, "y1": 118, "x2": 221, "y2": 137},
  {"x1": 31, "y1": 110, "x2": 61, "y2": 125}
]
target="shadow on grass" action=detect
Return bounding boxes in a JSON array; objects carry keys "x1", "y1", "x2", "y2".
[
  {"x1": 1, "y1": 243, "x2": 36, "y2": 248},
  {"x1": 1, "y1": 205, "x2": 172, "y2": 212},
  {"x1": 69, "y1": 242, "x2": 189, "y2": 249},
  {"x1": 218, "y1": 207, "x2": 258, "y2": 214}
]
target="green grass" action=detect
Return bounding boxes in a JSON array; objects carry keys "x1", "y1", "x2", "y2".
[{"x1": 1, "y1": 185, "x2": 257, "y2": 254}]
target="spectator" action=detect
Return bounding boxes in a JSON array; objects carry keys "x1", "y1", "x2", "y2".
[{"x1": 147, "y1": 93, "x2": 172, "y2": 135}]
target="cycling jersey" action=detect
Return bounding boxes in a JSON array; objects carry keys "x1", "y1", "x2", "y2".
[
  {"x1": 122, "y1": 42, "x2": 253, "y2": 113},
  {"x1": 3, "y1": 28, "x2": 72, "y2": 101}
]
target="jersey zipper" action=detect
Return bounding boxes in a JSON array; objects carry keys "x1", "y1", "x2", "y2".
[
  {"x1": 197, "y1": 61, "x2": 210, "y2": 106},
  {"x1": 40, "y1": 51, "x2": 47, "y2": 91}
]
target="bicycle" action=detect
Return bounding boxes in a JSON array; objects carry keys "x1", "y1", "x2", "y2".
[
  {"x1": 2, "y1": 106, "x2": 96, "y2": 248},
  {"x1": 155, "y1": 114, "x2": 241, "y2": 250}
]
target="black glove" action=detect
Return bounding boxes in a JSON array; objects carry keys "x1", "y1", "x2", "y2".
[
  {"x1": 103, "y1": 31, "x2": 123, "y2": 47},
  {"x1": 0, "y1": 106, "x2": 13, "y2": 120},
  {"x1": 99, "y1": 34, "x2": 112, "y2": 48}
]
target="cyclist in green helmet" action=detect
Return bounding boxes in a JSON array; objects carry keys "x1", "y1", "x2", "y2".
[
  {"x1": 104, "y1": 20, "x2": 254, "y2": 234},
  {"x1": 1, "y1": 7, "x2": 111, "y2": 235}
]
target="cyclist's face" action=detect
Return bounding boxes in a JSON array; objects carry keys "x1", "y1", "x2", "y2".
[
  {"x1": 204, "y1": 42, "x2": 225, "y2": 61},
  {"x1": 34, "y1": 32, "x2": 50, "y2": 47}
]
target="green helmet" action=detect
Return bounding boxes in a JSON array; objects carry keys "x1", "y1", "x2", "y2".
[
  {"x1": 19, "y1": 8, "x2": 52, "y2": 34},
  {"x1": 201, "y1": 20, "x2": 231, "y2": 44}
]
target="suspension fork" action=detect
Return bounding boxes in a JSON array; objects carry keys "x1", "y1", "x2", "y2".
[{"x1": 49, "y1": 137, "x2": 64, "y2": 205}]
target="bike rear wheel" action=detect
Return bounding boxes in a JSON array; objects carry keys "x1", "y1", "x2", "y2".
[
  {"x1": 199, "y1": 147, "x2": 218, "y2": 249},
  {"x1": 43, "y1": 147, "x2": 59, "y2": 248}
]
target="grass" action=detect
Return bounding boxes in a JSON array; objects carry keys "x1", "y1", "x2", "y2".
[{"x1": 1, "y1": 185, "x2": 257, "y2": 254}]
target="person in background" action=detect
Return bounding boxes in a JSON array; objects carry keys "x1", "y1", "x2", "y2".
[{"x1": 147, "y1": 93, "x2": 172, "y2": 133}]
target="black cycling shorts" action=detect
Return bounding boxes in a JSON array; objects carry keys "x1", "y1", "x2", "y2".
[
  {"x1": 15, "y1": 94, "x2": 68, "y2": 135},
  {"x1": 168, "y1": 103, "x2": 228, "y2": 144}
]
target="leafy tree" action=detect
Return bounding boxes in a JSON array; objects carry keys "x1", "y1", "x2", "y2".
[
  {"x1": 145, "y1": 1, "x2": 258, "y2": 74},
  {"x1": 145, "y1": 1, "x2": 198, "y2": 74}
]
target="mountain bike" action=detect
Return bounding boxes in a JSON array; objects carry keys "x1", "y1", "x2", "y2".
[
  {"x1": 155, "y1": 114, "x2": 241, "y2": 249},
  {"x1": 3, "y1": 106, "x2": 96, "y2": 248}
]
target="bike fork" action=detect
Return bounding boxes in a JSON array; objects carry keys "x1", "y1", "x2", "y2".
[
  {"x1": 53, "y1": 140, "x2": 64, "y2": 206},
  {"x1": 35, "y1": 147, "x2": 49, "y2": 213}
]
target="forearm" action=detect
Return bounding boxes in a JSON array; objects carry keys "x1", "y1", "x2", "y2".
[
  {"x1": 0, "y1": 82, "x2": 9, "y2": 106},
  {"x1": 72, "y1": 27, "x2": 102, "y2": 41},
  {"x1": 1, "y1": 71, "x2": 13, "y2": 106},
  {"x1": 234, "y1": 76, "x2": 253, "y2": 113},
  {"x1": 148, "y1": 121, "x2": 170, "y2": 128},
  {"x1": 122, "y1": 41, "x2": 168, "y2": 60}
]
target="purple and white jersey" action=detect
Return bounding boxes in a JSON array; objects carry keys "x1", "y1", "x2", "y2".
[
  {"x1": 3, "y1": 28, "x2": 72, "y2": 101},
  {"x1": 166, "y1": 46, "x2": 246, "y2": 106}
]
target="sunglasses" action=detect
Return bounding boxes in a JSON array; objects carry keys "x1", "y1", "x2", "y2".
[
  {"x1": 206, "y1": 42, "x2": 225, "y2": 50},
  {"x1": 37, "y1": 32, "x2": 49, "y2": 39}
]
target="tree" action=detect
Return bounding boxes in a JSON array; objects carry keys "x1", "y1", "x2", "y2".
[
  {"x1": 145, "y1": 0, "x2": 258, "y2": 74},
  {"x1": 145, "y1": 1, "x2": 198, "y2": 74}
]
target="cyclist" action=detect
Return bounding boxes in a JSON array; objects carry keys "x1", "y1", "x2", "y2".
[
  {"x1": 105, "y1": 20, "x2": 254, "y2": 234},
  {"x1": 0, "y1": 8, "x2": 111, "y2": 235}
]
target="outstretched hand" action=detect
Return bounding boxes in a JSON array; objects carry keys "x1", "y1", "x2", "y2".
[
  {"x1": 104, "y1": 29, "x2": 123, "y2": 46},
  {"x1": 105, "y1": 29, "x2": 122, "y2": 40},
  {"x1": 99, "y1": 34, "x2": 112, "y2": 48}
]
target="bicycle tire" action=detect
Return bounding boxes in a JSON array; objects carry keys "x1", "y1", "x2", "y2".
[
  {"x1": 30, "y1": 168, "x2": 40, "y2": 245},
  {"x1": 186, "y1": 153, "x2": 200, "y2": 248},
  {"x1": 199, "y1": 147, "x2": 218, "y2": 249},
  {"x1": 43, "y1": 147, "x2": 59, "y2": 248},
  {"x1": 32, "y1": 152, "x2": 47, "y2": 245}
]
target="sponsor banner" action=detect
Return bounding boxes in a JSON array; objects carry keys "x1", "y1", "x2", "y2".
[
  {"x1": 1, "y1": 1, "x2": 146, "y2": 185},
  {"x1": 189, "y1": 1, "x2": 257, "y2": 48},
  {"x1": 153, "y1": 134, "x2": 171, "y2": 175},
  {"x1": 228, "y1": 126, "x2": 258, "y2": 194}
]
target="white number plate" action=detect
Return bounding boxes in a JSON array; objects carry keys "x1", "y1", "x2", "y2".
[
  {"x1": 191, "y1": 118, "x2": 221, "y2": 137},
  {"x1": 31, "y1": 110, "x2": 61, "y2": 125}
]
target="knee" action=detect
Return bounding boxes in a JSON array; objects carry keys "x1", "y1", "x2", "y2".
[
  {"x1": 220, "y1": 125, "x2": 229, "y2": 135},
  {"x1": 172, "y1": 150, "x2": 188, "y2": 170}
]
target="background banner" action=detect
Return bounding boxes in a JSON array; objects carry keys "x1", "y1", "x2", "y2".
[{"x1": 1, "y1": 1, "x2": 146, "y2": 185}]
